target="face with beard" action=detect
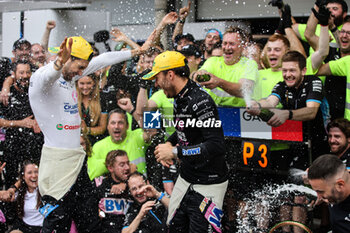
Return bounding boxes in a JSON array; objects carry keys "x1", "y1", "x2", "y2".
[
  {"x1": 309, "y1": 171, "x2": 348, "y2": 205},
  {"x1": 108, "y1": 155, "x2": 130, "y2": 182},
  {"x1": 282, "y1": 61, "x2": 306, "y2": 88},
  {"x1": 61, "y1": 58, "x2": 89, "y2": 81},
  {"x1": 154, "y1": 71, "x2": 177, "y2": 98},
  {"x1": 15, "y1": 63, "x2": 32, "y2": 90},
  {"x1": 328, "y1": 127, "x2": 350, "y2": 156},
  {"x1": 327, "y1": 3, "x2": 347, "y2": 27}
]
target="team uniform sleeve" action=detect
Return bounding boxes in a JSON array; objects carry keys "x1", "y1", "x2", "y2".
[
  {"x1": 306, "y1": 77, "x2": 323, "y2": 104},
  {"x1": 122, "y1": 206, "x2": 138, "y2": 230},
  {"x1": 31, "y1": 61, "x2": 62, "y2": 91},
  {"x1": 77, "y1": 50, "x2": 132, "y2": 81},
  {"x1": 176, "y1": 97, "x2": 225, "y2": 163},
  {"x1": 270, "y1": 82, "x2": 284, "y2": 102}
]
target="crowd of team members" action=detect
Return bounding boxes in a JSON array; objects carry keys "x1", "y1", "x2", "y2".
[{"x1": 0, "y1": 0, "x2": 348, "y2": 232}]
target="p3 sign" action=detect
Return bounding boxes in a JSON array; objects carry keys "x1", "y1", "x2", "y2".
[{"x1": 241, "y1": 141, "x2": 270, "y2": 168}]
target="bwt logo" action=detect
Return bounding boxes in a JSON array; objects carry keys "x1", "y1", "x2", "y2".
[
  {"x1": 143, "y1": 110, "x2": 161, "y2": 129},
  {"x1": 56, "y1": 124, "x2": 80, "y2": 130}
]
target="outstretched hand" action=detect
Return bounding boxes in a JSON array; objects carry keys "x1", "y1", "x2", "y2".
[
  {"x1": 110, "y1": 27, "x2": 128, "y2": 42},
  {"x1": 311, "y1": 5, "x2": 331, "y2": 26},
  {"x1": 57, "y1": 37, "x2": 72, "y2": 65},
  {"x1": 179, "y1": 1, "x2": 191, "y2": 20},
  {"x1": 161, "y1": 12, "x2": 178, "y2": 25}
]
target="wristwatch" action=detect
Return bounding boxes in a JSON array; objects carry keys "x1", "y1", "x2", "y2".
[{"x1": 172, "y1": 147, "x2": 178, "y2": 159}]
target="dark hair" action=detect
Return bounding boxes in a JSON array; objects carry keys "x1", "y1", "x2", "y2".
[
  {"x1": 17, "y1": 160, "x2": 41, "y2": 219},
  {"x1": 308, "y1": 154, "x2": 346, "y2": 180},
  {"x1": 127, "y1": 171, "x2": 147, "y2": 185},
  {"x1": 328, "y1": 0, "x2": 348, "y2": 14},
  {"x1": 282, "y1": 51, "x2": 306, "y2": 70},
  {"x1": 105, "y1": 150, "x2": 128, "y2": 167},
  {"x1": 162, "y1": 59, "x2": 190, "y2": 79},
  {"x1": 12, "y1": 60, "x2": 32, "y2": 73},
  {"x1": 107, "y1": 108, "x2": 128, "y2": 125},
  {"x1": 145, "y1": 47, "x2": 162, "y2": 57},
  {"x1": 327, "y1": 118, "x2": 350, "y2": 138},
  {"x1": 224, "y1": 26, "x2": 249, "y2": 44},
  {"x1": 268, "y1": 34, "x2": 290, "y2": 49}
]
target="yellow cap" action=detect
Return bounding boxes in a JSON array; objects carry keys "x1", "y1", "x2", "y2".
[
  {"x1": 142, "y1": 51, "x2": 186, "y2": 80},
  {"x1": 48, "y1": 36, "x2": 93, "y2": 61}
]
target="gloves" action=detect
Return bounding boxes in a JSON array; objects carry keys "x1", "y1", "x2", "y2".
[
  {"x1": 315, "y1": 0, "x2": 327, "y2": 8},
  {"x1": 268, "y1": 0, "x2": 284, "y2": 9},
  {"x1": 282, "y1": 4, "x2": 292, "y2": 29},
  {"x1": 312, "y1": 5, "x2": 331, "y2": 26}
]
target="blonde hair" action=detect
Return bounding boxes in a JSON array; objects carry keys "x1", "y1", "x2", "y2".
[{"x1": 77, "y1": 74, "x2": 101, "y2": 127}]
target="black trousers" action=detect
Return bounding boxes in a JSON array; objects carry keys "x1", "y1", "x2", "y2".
[
  {"x1": 169, "y1": 190, "x2": 213, "y2": 233},
  {"x1": 41, "y1": 162, "x2": 101, "y2": 233}
]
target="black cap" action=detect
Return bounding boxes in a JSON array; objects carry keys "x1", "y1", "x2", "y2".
[
  {"x1": 12, "y1": 38, "x2": 31, "y2": 51},
  {"x1": 180, "y1": 44, "x2": 202, "y2": 58},
  {"x1": 174, "y1": 33, "x2": 195, "y2": 44}
]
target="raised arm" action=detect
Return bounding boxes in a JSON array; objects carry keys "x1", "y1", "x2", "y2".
[
  {"x1": 172, "y1": 1, "x2": 191, "y2": 42},
  {"x1": 41, "y1": 20, "x2": 56, "y2": 52},
  {"x1": 110, "y1": 28, "x2": 141, "y2": 50},
  {"x1": 283, "y1": 4, "x2": 306, "y2": 57}
]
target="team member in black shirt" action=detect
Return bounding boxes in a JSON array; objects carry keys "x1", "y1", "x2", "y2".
[
  {"x1": 143, "y1": 51, "x2": 228, "y2": 232},
  {"x1": 248, "y1": 51, "x2": 328, "y2": 165},
  {"x1": 327, "y1": 118, "x2": 350, "y2": 168},
  {"x1": 122, "y1": 172, "x2": 169, "y2": 233},
  {"x1": 94, "y1": 150, "x2": 133, "y2": 233},
  {"x1": 0, "y1": 60, "x2": 43, "y2": 188},
  {"x1": 308, "y1": 154, "x2": 350, "y2": 233}
]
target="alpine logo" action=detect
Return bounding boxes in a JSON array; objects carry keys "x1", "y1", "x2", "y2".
[{"x1": 56, "y1": 124, "x2": 80, "y2": 130}]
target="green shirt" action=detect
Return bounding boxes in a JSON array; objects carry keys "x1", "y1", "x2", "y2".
[
  {"x1": 87, "y1": 129, "x2": 149, "y2": 180},
  {"x1": 149, "y1": 90, "x2": 175, "y2": 139},
  {"x1": 256, "y1": 69, "x2": 283, "y2": 101},
  {"x1": 200, "y1": 56, "x2": 259, "y2": 107},
  {"x1": 329, "y1": 55, "x2": 350, "y2": 120}
]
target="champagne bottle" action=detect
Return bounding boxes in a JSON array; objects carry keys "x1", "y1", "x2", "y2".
[
  {"x1": 259, "y1": 108, "x2": 275, "y2": 122},
  {"x1": 197, "y1": 74, "x2": 211, "y2": 82}
]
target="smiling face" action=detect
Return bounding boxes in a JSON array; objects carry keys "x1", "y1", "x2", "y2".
[
  {"x1": 128, "y1": 175, "x2": 147, "y2": 204},
  {"x1": 77, "y1": 76, "x2": 95, "y2": 96},
  {"x1": 222, "y1": 32, "x2": 244, "y2": 65},
  {"x1": 31, "y1": 44, "x2": 46, "y2": 64},
  {"x1": 339, "y1": 22, "x2": 350, "y2": 54},
  {"x1": 23, "y1": 164, "x2": 39, "y2": 193},
  {"x1": 15, "y1": 63, "x2": 32, "y2": 88},
  {"x1": 328, "y1": 127, "x2": 350, "y2": 156},
  {"x1": 108, "y1": 155, "x2": 130, "y2": 182},
  {"x1": 107, "y1": 112, "x2": 128, "y2": 143},
  {"x1": 266, "y1": 39, "x2": 288, "y2": 70},
  {"x1": 282, "y1": 61, "x2": 305, "y2": 88},
  {"x1": 309, "y1": 176, "x2": 346, "y2": 204},
  {"x1": 154, "y1": 71, "x2": 177, "y2": 98}
]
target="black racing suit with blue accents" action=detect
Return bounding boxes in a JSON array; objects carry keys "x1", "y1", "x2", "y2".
[{"x1": 167, "y1": 79, "x2": 228, "y2": 185}]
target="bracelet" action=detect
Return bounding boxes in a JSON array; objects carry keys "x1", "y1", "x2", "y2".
[
  {"x1": 288, "y1": 110, "x2": 293, "y2": 120},
  {"x1": 54, "y1": 60, "x2": 62, "y2": 70},
  {"x1": 10, "y1": 185, "x2": 18, "y2": 191},
  {"x1": 330, "y1": 27, "x2": 338, "y2": 33},
  {"x1": 158, "y1": 192, "x2": 165, "y2": 201},
  {"x1": 130, "y1": 107, "x2": 136, "y2": 115},
  {"x1": 255, "y1": 101, "x2": 262, "y2": 109},
  {"x1": 179, "y1": 19, "x2": 185, "y2": 24}
]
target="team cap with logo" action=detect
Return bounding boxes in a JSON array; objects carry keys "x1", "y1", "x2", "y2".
[{"x1": 142, "y1": 51, "x2": 186, "y2": 80}]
